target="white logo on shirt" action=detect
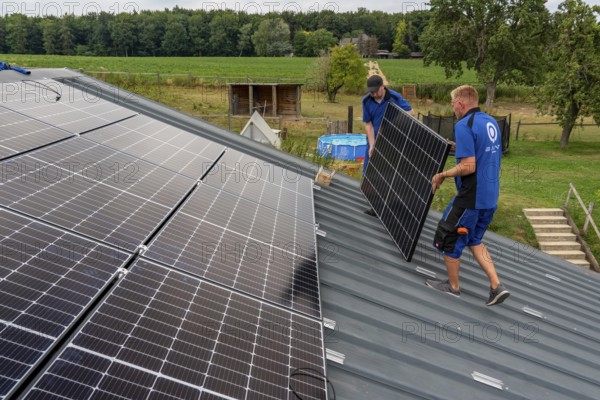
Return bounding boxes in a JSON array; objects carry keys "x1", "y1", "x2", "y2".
[{"x1": 487, "y1": 122, "x2": 498, "y2": 143}]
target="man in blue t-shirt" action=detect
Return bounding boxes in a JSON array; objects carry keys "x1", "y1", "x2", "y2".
[
  {"x1": 362, "y1": 74, "x2": 414, "y2": 215},
  {"x1": 426, "y1": 85, "x2": 510, "y2": 306}
]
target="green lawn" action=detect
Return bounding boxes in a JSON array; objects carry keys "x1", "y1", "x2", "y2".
[
  {"x1": 0, "y1": 54, "x2": 314, "y2": 80},
  {"x1": 378, "y1": 59, "x2": 478, "y2": 84}
]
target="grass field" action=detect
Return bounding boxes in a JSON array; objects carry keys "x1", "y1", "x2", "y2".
[
  {"x1": 3, "y1": 54, "x2": 598, "y2": 266},
  {"x1": 3, "y1": 54, "x2": 482, "y2": 85}
]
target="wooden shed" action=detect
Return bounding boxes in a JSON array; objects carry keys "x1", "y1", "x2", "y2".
[{"x1": 227, "y1": 83, "x2": 302, "y2": 118}]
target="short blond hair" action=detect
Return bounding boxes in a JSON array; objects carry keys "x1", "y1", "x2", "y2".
[{"x1": 451, "y1": 85, "x2": 479, "y2": 105}]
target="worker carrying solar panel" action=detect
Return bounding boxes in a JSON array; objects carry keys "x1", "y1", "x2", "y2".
[
  {"x1": 362, "y1": 74, "x2": 415, "y2": 215},
  {"x1": 428, "y1": 85, "x2": 510, "y2": 307},
  {"x1": 0, "y1": 62, "x2": 31, "y2": 75}
]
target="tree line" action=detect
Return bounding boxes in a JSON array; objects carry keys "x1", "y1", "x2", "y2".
[{"x1": 0, "y1": 7, "x2": 430, "y2": 57}]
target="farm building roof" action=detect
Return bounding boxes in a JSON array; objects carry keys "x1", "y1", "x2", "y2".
[{"x1": 4, "y1": 68, "x2": 600, "y2": 400}]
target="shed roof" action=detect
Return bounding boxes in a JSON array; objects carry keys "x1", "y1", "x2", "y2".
[{"x1": 40, "y1": 69, "x2": 600, "y2": 400}]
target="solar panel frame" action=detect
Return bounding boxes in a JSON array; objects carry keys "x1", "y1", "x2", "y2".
[
  {"x1": 204, "y1": 148, "x2": 315, "y2": 224},
  {"x1": 0, "y1": 106, "x2": 73, "y2": 161},
  {"x1": 23, "y1": 259, "x2": 328, "y2": 400},
  {"x1": 144, "y1": 182, "x2": 321, "y2": 319},
  {"x1": 0, "y1": 137, "x2": 197, "y2": 249},
  {"x1": 0, "y1": 209, "x2": 130, "y2": 400},
  {"x1": 0, "y1": 79, "x2": 136, "y2": 135},
  {"x1": 361, "y1": 103, "x2": 450, "y2": 262},
  {"x1": 83, "y1": 115, "x2": 226, "y2": 180}
]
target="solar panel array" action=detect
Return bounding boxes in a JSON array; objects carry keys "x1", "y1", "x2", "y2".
[
  {"x1": 0, "y1": 77, "x2": 327, "y2": 400},
  {"x1": 361, "y1": 103, "x2": 450, "y2": 261}
]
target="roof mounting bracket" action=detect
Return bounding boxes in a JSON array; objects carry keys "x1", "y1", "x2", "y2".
[
  {"x1": 326, "y1": 348, "x2": 345, "y2": 365},
  {"x1": 316, "y1": 229, "x2": 327, "y2": 237},
  {"x1": 323, "y1": 318, "x2": 336, "y2": 331},
  {"x1": 312, "y1": 182, "x2": 322, "y2": 191},
  {"x1": 471, "y1": 371, "x2": 505, "y2": 390},
  {"x1": 522, "y1": 306, "x2": 546, "y2": 319},
  {"x1": 137, "y1": 244, "x2": 148, "y2": 255},
  {"x1": 415, "y1": 267, "x2": 436, "y2": 278}
]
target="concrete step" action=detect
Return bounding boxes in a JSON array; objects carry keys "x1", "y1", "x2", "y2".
[
  {"x1": 539, "y1": 241, "x2": 581, "y2": 251},
  {"x1": 567, "y1": 259, "x2": 591, "y2": 269},
  {"x1": 526, "y1": 216, "x2": 568, "y2": 225},
  {"x1": 523, "y1": 208, "x2": 564, "y2": 217},
  {"x1": 546, "y1": 250, "x2": 587, "y2": 260},
  {"x1": 531, "y1": 224, "x2": 573, "y2": 233},
  {"x1": 535, "y1": 232, "x2": 576, "y2": 241}
]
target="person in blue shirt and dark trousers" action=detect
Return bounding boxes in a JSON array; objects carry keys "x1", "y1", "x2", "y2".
[
  {"x1": 427, "y1": 85, "x2": 510, "y2": 306},
  {"x1": 362, "y1": 74, "x2": 414, "y2": 216}
]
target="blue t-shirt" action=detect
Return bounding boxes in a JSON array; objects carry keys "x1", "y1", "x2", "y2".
[
  {"x1": 362, "y1": 88, "x2": 412, "y2": 136},
  {"x1": 453, "y1": 108, "x2": 502, "y2": 210}
]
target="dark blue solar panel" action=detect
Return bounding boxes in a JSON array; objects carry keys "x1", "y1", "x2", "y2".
[
  {"x1": 24, "y1": 260, "x2": 327, "y2": 400},
  {"x1": 0, "y1": 209, "x2": 129, "y2": 399},
  {"x1": 84, "y1": 115, "x2": 225, "y2": 180},
  {"x1": 361, "y1": 103, "x2": 450, "y2": 261}
]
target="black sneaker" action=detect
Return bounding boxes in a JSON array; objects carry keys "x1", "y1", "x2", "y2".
[
  {"x1": 425, "y1": 279, "x2": 461, "y2": 297},
  {"x1": 364, "y1": 208, "x2": 377, "y2": 217},
  {"x1": 486, "y1": 283, "x2": 510, "y2": 306}
]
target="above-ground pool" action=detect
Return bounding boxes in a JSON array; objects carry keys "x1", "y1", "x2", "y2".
[{"x1": 317, "y1": 134, "x2": 367, "y2": 161}]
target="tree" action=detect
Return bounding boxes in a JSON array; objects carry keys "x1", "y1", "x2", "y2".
[
  {"x1": 5, "y1": 14, "x2": 29, "y2": 53},
  {"x1": 322, "y1": 43, "x2": 367, "y2": 102},
  {"x1": 293, "y1": 30, "x2": 309, "y2": 56},
  {"x1": 252, "y1": 18, "x2": 292, "y2": 57},
  {"x1": 209, "y1": 11, "x2": 240, "y2": 56},
  {"x1": 237, "y1": 23, "x2": 254, "y2": 56},
  {"x1": 161, "y1": 15, "x2": 189, "y2": 56},
  {"x1": 536, "y1": 0, "x2": 600, "y2": 148},
  {"x1": 41, "y1": 18, "x2": 60, "y2": 55},
  {"x1": 304, "y1": 28, "x2": 337, "y2": 57},
  {"x1": 138, "y1": 13, "x2": 164, "y2": 56},
  {"x1": 392, "y1": 19, "x2": 411, "y2": 57},
  {"x1": 60, "y1": 16, "x2": 76, "y2": 55},
  {"x1": 421, "y1": 0, "x2": 550, "y2": 107},
  {"x1": 189, "y1": 12, "x2": 211, "y2": 56},
  {"x1": 109, "y1": 13, "x2": 136, "y2": 56}
]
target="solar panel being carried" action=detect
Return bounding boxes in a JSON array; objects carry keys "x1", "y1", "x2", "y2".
[{"x1": 361, "y1": 103, "x2": 450, "y2": 261}]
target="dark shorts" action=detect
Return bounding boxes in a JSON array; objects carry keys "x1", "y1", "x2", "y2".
[{"x1": 433, "y1": 199, "x2": 496, "y2": 259}]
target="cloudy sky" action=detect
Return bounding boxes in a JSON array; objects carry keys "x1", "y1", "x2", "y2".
[{"x1": 3, "y1": 0, "x2": 599, "y2": 16}]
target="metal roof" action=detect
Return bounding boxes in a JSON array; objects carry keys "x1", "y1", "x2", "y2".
[{"x1": 16, "y1": 69, "x2": 600, "y2": 400}]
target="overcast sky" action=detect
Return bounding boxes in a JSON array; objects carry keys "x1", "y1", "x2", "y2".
[{"x1": 3, "y1": 0, "x2": 599, "y2": 16}]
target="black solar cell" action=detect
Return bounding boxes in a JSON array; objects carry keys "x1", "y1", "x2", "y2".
[
  {"x1": 361, "y1": 103, "x2": 450, "y2": 261},
  {"x1": 84, "y1": 115, "x2": 225, "y2": 180},
  {"x1": 0, "y1": 209, "x2": 129, "y2": 399},
  {"x1": 0, "y1": 138, "x2": 196, "y2": 248},
  {"x1": 204, "y1": 148, "x2": 314, "y2": 224},
  {"x1": 0, "y1": 107, "x2": 73, "y2": 160},
  {"x1": 145, "y1": 183, "x2": 320, "y2": 318},
  {"x1": 24, "y1": 260, "x2": 327, "y2": 400},
  {"x1": 0, "y1": 79, "x2": 136, "y2": 134}
]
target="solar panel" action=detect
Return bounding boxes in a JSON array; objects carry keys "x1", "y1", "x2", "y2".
[
  {"x1": 0, "y1": 209, "x2": 130, "y2": 399},
  {"x1": 145, "y1": 182, "x2": 321, "y2": 318},
  {"x1": 0, "y1": 106, "x2": 73, "y2": 161},
  {"x1": 0, "y1": 137, "x2": 196, "y2": 248},
  {"x1": 0, "y1": 79, "x2": 136, "y2": 134},
  {"x1": 361, "y1": 103, "x2": 450, "y2": 261},
  {"x1": 204, "y1": 149, "x2": 315, "y2": 224},
  {"x1": 24, "y1": 259, "x2": 327, "y2": 400},
  {"x1": 84, "y1": 115, "x2": 225, "y2": 180}
]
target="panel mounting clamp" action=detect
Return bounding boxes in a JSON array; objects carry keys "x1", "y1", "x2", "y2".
[{"x1": 326, "y1": 348, "x2": 345, "y2": 365}]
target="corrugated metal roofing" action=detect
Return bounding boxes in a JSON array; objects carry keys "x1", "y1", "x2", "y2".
[{"x1": 9, "y1": 69, "x2": 600, "y2": 400}]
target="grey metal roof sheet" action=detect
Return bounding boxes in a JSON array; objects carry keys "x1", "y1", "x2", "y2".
[{"x1": 23, "y1": 69, "x2": 600, "y2": 400}]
